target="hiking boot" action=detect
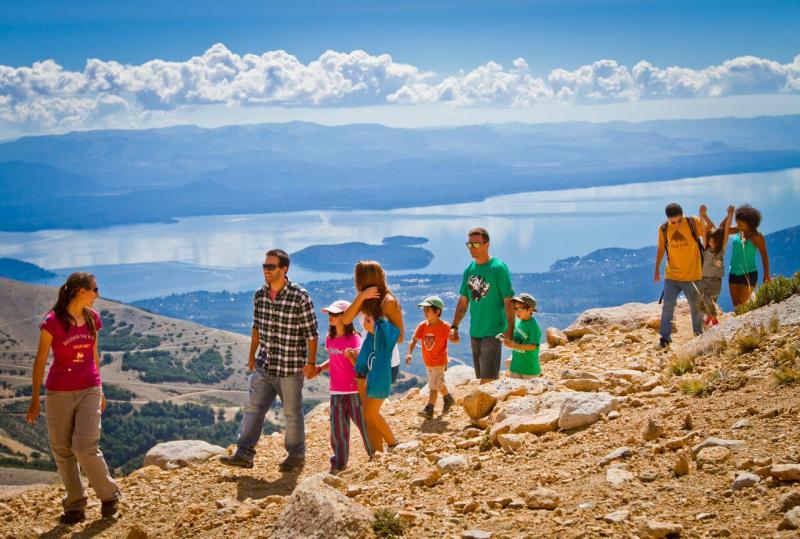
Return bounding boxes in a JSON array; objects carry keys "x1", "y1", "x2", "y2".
[
  {"x1": 101, "y1": 500, "x2": 118, "y2": 518},
  {"x1": 59, "y1": 510, "x2": 85, "y2": 525},
  {"x1": 219, "y1": 454, "x2": 254, "y2": 469},
  {"x1": 278, "y1": 455, "x2": 305, "y2": 471},
  {"x1": 658, "y1": 337, "x2": 670, "y2": 349},
  {"x1": 419, "y1": 404, "x2": 434, "y2": 419},
  {"x1": 442, "y1": 394, "x2": 455, "y2": 414}
]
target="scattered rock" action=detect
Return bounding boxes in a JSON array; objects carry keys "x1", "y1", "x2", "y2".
[
  {"x1": 696, "y1": 446, "x2": 732, "y2": 469},
  {"x1": 462, "y1": 378, "x2": 540, "y2": 420},
  {"x1": 643, "y1": 418, "x2": 665, "y2": 441},
  {"x1": 776, "y1": 490, "x2": 800, "y2": 513},
  {"x1": 696, "y1": 512, "x2": 717, "y2": 521},
  {"x1": 600, "y1": 447, "x2": 633, "y2": 467},
  {"x1": 488, "y1": 497, "x2": 512, "y2": 509},
  {"x1": 639, "y1": 470, "x2": 659, "y2": 483},
  {"x1": 663, "y1": 432, "x2": 698, "y2": 451},
  {"x1": 691, "y1": 437, "x2": 746, "y2": 458},
  {"x1": 525, "y1": 487, "x2": 559, "y2": 510},
  {"x1": 454, "y1": 500, "x2": 480, "y2": 514},
  {"x1": 730, "y1": 419, "x2": 749, "y2": 430},
  {"x1": 778, "y1": 507, "x2": 800, "y2": 531},
  {"x1": 770, "y1": 464, "x2": 800, "y2": 481},
  {"x1": 126, "y1": 526, "x2": 149, "y2": 539},
  {"x1": 606, "y1": 467, "x2": 635, "y2": 488},
  {"x1": 272, "y1": 473, "x2": 373, "y2": 539},
  {"x1": 604, "y1": 509, "x2": 630, "y2": 523},
  {"x1": 462, "y1": 530, "x2": 494, "y2": 539},
  {"x1": 346, "y1": 486, "x2": 363, "y2": 497},
  {"x1": 674, "y1": 453, "x2": 690, "y2": 477},
  {"x1": 732, "y1": 472, "x2": 760, "y2": 490},
  {"x1": 411, "y1": 468, "x2": 442, "y2": 488},
  {"x1": 143, "y1": 440, "x2": 226, "y2": 470},
  {"x1": 437, "y1": 455, "x2": 469, "y2": 473},
  {"x1": 560, "y1": 369, "x2": 600, "y2": 380},
  {"x1": 394, "y1": 440, "x2": 421, "y2": 451},
  {"x1": 641, "y1": 520, "x2": 683, "y2": 538},
  {"x1": 497, "y1": 433, "x2": 524, "y2": 452},
  {"x1": 546, "y1": 327, "x2": 569, "y2": 347},
  {"x1": 558, "y1": 392, "x2": 618, "y2": 430},
  {"x1": 608, "y1": 410, "x2": 621, "y2": 420},
  {"x1": 683, "y1": 413, "x2": 694, "y2": 430},
  {"x1": 562, "y1": 379, "x2": 605, "y2": 392}
]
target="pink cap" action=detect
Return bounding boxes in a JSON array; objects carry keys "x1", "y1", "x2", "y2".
[{"x1": 322, "y1": 299, "x2": 351, "y2": 314}]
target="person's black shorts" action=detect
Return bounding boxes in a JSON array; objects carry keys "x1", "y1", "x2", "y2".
[
  {"x1": 470, "y1": 336, "x2": 502, "y2": 380},
  {"x1": 729, "y1": 271, "x2": 758, "y2": 286},
  {"x1": 391, "y1": 365, "x2": 399, "y2": 384}
]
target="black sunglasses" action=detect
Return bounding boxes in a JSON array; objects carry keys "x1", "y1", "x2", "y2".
[
  {"x1": 85, "y1": 287, "x2": 99, "y2": 293},
  {"x1": 262, "y1": 263, "x2": 281, "y2": 271}
]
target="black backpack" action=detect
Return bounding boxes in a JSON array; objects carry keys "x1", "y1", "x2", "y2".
[{"x1": 661, "y1": 217, "x2": 704, "y2": 262}]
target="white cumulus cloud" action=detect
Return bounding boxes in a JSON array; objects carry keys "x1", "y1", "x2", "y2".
[{"x1": 0, "y1": 44, "x2": 798, "y2": 132}]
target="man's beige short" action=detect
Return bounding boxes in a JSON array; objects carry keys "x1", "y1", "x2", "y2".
[{"x1": 426, "y1": 365, "x2": 446, "y2": 391}]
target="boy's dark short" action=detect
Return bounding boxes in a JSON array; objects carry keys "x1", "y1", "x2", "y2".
[
  {"x1": 391, "y1": 365, "x2": 399, "y2": 384},
  {"x1": 729, "y1": 271, "x2": 757, "y2": 286},
  {"x1": 470, "y1": 336, "x2": 501, "y2": 379}
]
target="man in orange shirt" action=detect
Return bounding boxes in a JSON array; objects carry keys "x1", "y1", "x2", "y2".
[{"x1": 654, "y1": 203, "x2": 706, "y2": 348}]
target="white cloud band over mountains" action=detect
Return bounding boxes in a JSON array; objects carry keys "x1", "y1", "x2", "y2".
[{"x1": 2, "y1": 43, "x2": 799, "y2": 130}]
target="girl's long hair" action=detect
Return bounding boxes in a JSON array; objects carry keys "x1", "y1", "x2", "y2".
[
  {"x1": 52, "y1": 272, "x2": 97, "y2": 338},
  {"x1": 354, "y1": 260, "x2": 389, "y2": 320},
  {"x1": 708, "y1": 227, "x2": 725, "y2": 254},
  {"x1": 328, "y1": 322, "x2": 358, "y2": 340}
]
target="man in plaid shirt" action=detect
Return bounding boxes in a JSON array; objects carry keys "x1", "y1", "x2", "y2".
[{"x1": 221, "y1": 249, "x2": 318, "y2": 471}]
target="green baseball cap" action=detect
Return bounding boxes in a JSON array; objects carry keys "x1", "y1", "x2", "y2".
[
  {"x1": 511, "y1": 293, "x2": 537, "y2": 311},
  {"x1": 417, "y1": 296, "x2": 444, "y2": 311}
]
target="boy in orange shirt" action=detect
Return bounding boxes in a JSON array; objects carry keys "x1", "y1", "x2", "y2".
[{"x1": 406, "y1": 296, "x2": 455, "y2": 419}]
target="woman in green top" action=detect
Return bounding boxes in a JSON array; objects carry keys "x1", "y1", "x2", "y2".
[{"x1": 727, "y1": 205, "x2": 770, "y2": 307}]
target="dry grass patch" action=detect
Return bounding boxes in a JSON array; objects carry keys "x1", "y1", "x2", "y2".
[
  {"x1": 667, "y1": 356, "x2": 696, "y2": 376},
  {"x1": 734, "y1": 325, "x2": 767, "y2": 354}
]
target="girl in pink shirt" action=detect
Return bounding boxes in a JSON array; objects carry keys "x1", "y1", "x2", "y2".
[
  {"x1": 312, "y1": 300, "x2": 373, "y2": 473},
  {"x1": 26, "y1": 272, "x2": 120, "y2": 524}
]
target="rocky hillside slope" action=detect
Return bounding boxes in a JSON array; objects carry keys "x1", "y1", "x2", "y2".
[{"x1": 2, "y1": 297, "x2": 799, "y2": 538}]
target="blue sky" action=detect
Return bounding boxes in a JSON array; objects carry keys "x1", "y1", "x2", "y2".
[{"x1": 1, "y1": 0, "x2": 799, "y2": 136}]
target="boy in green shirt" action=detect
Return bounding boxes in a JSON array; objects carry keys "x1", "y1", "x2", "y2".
[{"x1": 502, "y1": 293, "x2": 542, "y2": 378}]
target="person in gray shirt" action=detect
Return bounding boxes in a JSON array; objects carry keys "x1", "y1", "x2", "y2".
[{"x1": 698, "y1": 204, "x2": 734, "y2": 325}]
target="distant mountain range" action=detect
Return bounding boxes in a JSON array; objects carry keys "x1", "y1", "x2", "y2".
[{"x1": 1, "y1": 115, "x2": 800, "y2": 231}]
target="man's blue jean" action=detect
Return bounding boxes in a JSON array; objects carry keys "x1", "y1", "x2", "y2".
[
  {"x1": 660, "y1": 278, "x2": 704, "y2": 342},
  {"x1": 235, "y1": 367, "x2": 305, "y2": 462}
]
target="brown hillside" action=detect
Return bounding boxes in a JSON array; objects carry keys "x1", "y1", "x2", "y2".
[{"x1": 2, "y1": 296, "x2": 799, "y2": 537}]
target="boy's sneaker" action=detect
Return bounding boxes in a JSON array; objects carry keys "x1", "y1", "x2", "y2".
[
  {"x1": 442, "y1": 394, "x2": 455, "y2": 414},
  {"x1": 59, "y1": 510, "x2": 85, "y2": 525},
  {"x1": 419, "y1": 404, "x2": 434, "y2": 419},
  {"x1": 219, "y1": 454, "x2": 254, "y2": 469}
]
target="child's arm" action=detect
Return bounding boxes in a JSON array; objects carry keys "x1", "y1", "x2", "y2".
[
  {"x1": 315, "y1": 360, "x2": 330, "y2": 377},
  {"x1": 405, "y1": 338, "x2": 418, "y2": 365},
  {"x1": 699, "y1": 205, "x2": 714, "y2": 247},
  {"x1": 504, "y1": 340, "x2": 538, "y2": 351},
  {"x1": 344, "y1": 347, "x2": 360, "y2": 366},
  {"x1": 721, "y1": 205, "x2": 734, "y2": 248}
]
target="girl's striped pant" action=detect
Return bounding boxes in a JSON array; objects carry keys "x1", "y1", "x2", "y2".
[{"x1": 330, "y1": 393, "x2": 373, "y2": 470}]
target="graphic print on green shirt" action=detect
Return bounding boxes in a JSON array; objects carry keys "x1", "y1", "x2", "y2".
[
  {"x1": 458, "y1": 257, "x2": 514, "y2": 338},
  {"x1": 510, "y1": 317, "x2": 542, "y2": 376}
]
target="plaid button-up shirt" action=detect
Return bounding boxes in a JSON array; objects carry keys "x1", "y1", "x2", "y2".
[{"x1": 253, "y1": 279, "x2": 318, "y2": 377}]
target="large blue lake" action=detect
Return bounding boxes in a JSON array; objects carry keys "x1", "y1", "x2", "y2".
[{"x1": 2, "y1": 168, "x2": 799, "y2": 301}]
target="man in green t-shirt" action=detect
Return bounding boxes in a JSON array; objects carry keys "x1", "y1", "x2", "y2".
[
  {"x1": 450, "y1": 227, "x2": 515, "y2": 383},
  {"x1": 504, "y1": 293, "x2": 542, "y2": 378}
]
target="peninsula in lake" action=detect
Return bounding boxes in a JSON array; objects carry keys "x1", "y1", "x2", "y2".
[{"x1": 291, "y1": 236, "x2": 434, "y2": 272}]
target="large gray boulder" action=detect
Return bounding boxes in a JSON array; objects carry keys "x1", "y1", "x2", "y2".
[
  {"x1": 564, "y1": 300, "x2": 690, "y2": 338},
  {"x1": 272, "y1": 473, "x2": 374, "y2": 539},
  {"x1": 143, "y1": 440, "x2": 226, "y2": 470},
  {"x1": 557, "y1": 392, "x2": 618, "y2": 430}
]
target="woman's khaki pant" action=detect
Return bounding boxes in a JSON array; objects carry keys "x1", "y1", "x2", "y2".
[{"x1": 46, "y1": 386, "x2": 120, "y2": 512}]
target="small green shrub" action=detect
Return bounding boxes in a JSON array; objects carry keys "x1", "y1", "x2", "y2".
[
  {"x1": 736, "y1": 272, "x2": 800, "y2": 314},
  {"x1": 479, "y1": 429, "x2": 493, "y2": 452},
  {"x1": 373, "y1": 508, "x2": 405, "y2": 538},
  {"x1": 773, "y1": 367, "x2": 800, "y2": 385},
  {"x1": 734, "y1": 325, "x2": 767, "y2": 354},
  {"x1": 667, "y1": 356, "x2": 695, "y2": 376},
  {"x1": 679, "y1": 378, "x2": 708, "y2": 397}
]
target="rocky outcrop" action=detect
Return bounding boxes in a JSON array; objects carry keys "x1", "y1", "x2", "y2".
[
  {"x1": 564, "y1": 300, "x2": 691, "y2": 338},
  {"x1": 272, "y1": 473, "x2": 374, "y2": 539}
]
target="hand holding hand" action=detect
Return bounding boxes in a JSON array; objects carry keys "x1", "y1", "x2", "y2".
[
  {"x1": 303, "y1": 364, "x2": 317, "y2": 380},
  {"x1": 727, "y1": 205, "x2": 735, "y2": 216},
  {"x1": 449, "y1": 327, "x2": 460, "y2": 344}
]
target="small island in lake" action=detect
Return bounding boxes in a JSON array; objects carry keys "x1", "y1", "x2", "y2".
[{"x1": 291, "y1": 236, "x2": 433, "y2": 272}]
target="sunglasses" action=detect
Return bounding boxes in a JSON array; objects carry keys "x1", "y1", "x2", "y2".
[
  {"x1": 262, "y1": 263, "x2": 280, "y2": 271},
  {"x1": 465, "y1": 241, "x2": 484, "y2": 249},
  {"x1": 85, "y1": 287, "x2": 99, "y2": 293}
]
